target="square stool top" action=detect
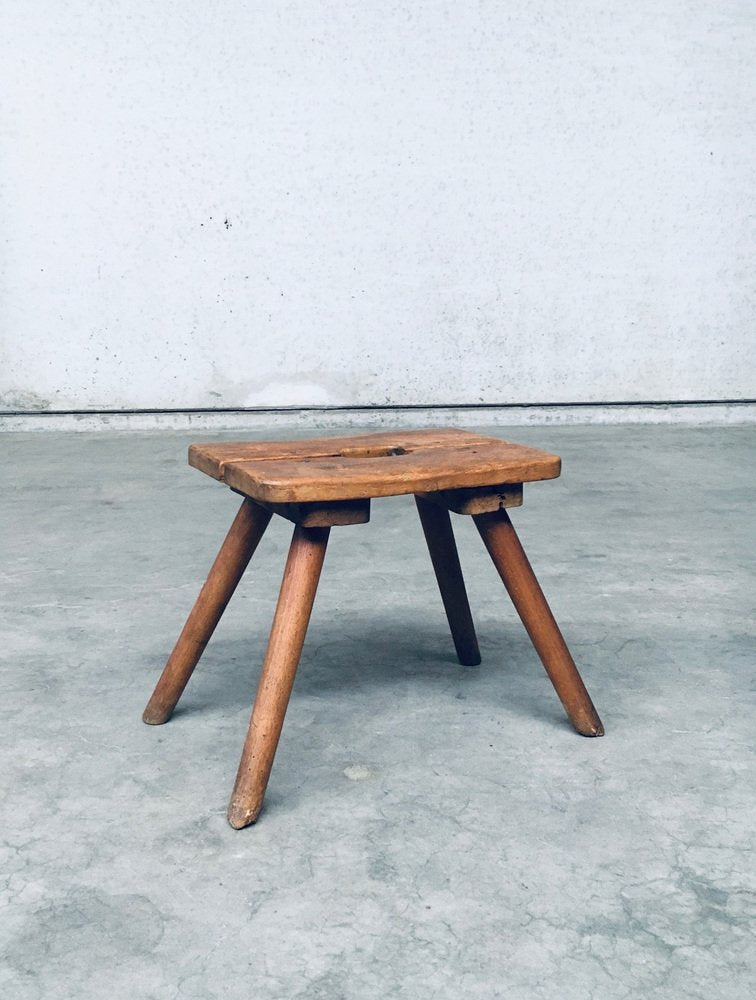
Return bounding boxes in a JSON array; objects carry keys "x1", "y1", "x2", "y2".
[{"x1": 188, "y1": 429, "x2": 560, "y2": 504}]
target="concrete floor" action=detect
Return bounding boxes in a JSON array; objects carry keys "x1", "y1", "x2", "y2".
[{"x1": 1, "y1": 424, "x2": 754, "y2": 999}]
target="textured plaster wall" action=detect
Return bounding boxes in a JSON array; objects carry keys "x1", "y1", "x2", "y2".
[{"x1": 1, "y1": 1, "x2": 754, "y2": 411}]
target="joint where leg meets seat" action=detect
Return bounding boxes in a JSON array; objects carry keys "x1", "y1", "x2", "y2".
[
  {"x1": 235, "y1": 492, "x2": 370, "y2": 527},
  {"x1": 415, "y1": 482, "x2": 523, "y2": 515}
]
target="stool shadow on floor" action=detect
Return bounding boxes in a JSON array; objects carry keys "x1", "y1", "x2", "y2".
[{"x1": 156, "y1": 615, "x2": 584, "y2": 733}]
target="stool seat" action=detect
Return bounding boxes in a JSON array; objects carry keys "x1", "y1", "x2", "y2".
[{"x1": 188, "y1": 428, "x2": 560, "y2": 503}]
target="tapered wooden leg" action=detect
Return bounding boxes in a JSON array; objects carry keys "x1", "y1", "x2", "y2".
[
  {"x1": 227, "y1": 524, "x2": 330, "y2": 829},
  {"x1": 414, "y1": 495, "x2": 481, "y2": 666},
  {"x1": 473, "y1": 509, "x2": 604, "y2": 737},
  {"x1": 142, "y1": 498, "x2": 272, "y2": 725}
]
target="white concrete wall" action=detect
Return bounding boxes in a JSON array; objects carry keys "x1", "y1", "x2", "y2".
[{"x1": 1, "y1": 1, "x2": 754, "y2": 412}]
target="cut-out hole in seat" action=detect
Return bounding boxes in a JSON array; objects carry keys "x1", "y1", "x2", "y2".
[{"x1": 337, "y1": 446, "x2": 409, "y2": 459}]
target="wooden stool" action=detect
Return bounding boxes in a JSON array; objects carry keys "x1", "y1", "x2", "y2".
[{"x1": 143, "y1": 429, "x2": 603, "y2": 828}]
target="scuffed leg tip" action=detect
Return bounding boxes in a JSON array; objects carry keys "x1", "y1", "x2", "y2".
[
  {"x1": 142, "y1": 707, "x2": 172, "y2": 725},
  {"x1": 462, "y1": 655, "x2": 482, "y2": 667},
  {"x1": 457, "y1": 649, "x2": 482, "y2": 667},
  {"x1": 227, "y1": 801, "x2": 262, "y2": 829},
  {"x1": 577, "y1": 720, "x2": 605, "y2": 737}
]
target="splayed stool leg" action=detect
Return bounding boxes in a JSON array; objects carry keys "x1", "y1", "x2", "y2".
[
  {"x1": 473, "y1": 508, "x2": 603, "y2": 737},
  {"x1": 227, "y1": 524, "x2": 330, "y2": 828},
  {"x1": 143, "y1": 498, "x2": 271, "y2": 725},
  {"x1": 414, "y1": 495, "x2": 480, "y2": 666}
]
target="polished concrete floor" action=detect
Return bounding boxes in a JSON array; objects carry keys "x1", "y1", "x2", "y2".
[{"x1": 1, "y1": 424, "x2": 754, "y2": 999}]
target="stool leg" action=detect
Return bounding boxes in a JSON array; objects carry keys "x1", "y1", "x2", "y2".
[
  {"x1": 142, "y1": 498, "x2": 272, "y2": 725},
  {"x1": 227, "y1": 524, "x2": 330, "y2": 829},
  {"x1": 414, "y1": 496, "x2": 481, "y2": 666},
  {"x1": 473, "y1": 509, "x2": 603, "y2": 737}
]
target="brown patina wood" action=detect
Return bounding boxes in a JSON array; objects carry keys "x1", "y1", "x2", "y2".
[
  {"x1": 188, "y1": 428, "x2": 560, "y2": 503},
  {"x1": 143, "y1": 428, "x2": 603, "y2": 829}
]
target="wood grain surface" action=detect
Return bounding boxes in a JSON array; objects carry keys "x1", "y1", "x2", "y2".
[{"x1": 189, "y1": 429, "x2": 560, "y2": 504}]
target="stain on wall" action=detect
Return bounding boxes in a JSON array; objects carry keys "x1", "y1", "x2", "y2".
[{"x1": 0, "y1": 391, "x2": 52, "y2": 411}]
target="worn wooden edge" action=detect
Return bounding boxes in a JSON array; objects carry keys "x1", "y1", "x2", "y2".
[
  {"x1": 416, "y1": 483, "x2": 524, "y2": 515},
  {"x1": 189, "y1": 443, "x2": 226, "y2": 480},
  {"x1": 229, "y1": 488, "x2": 370, "y2": 526},
  {"x1": 223, "y1": 457, "x2": 558, "y2": 504}
]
